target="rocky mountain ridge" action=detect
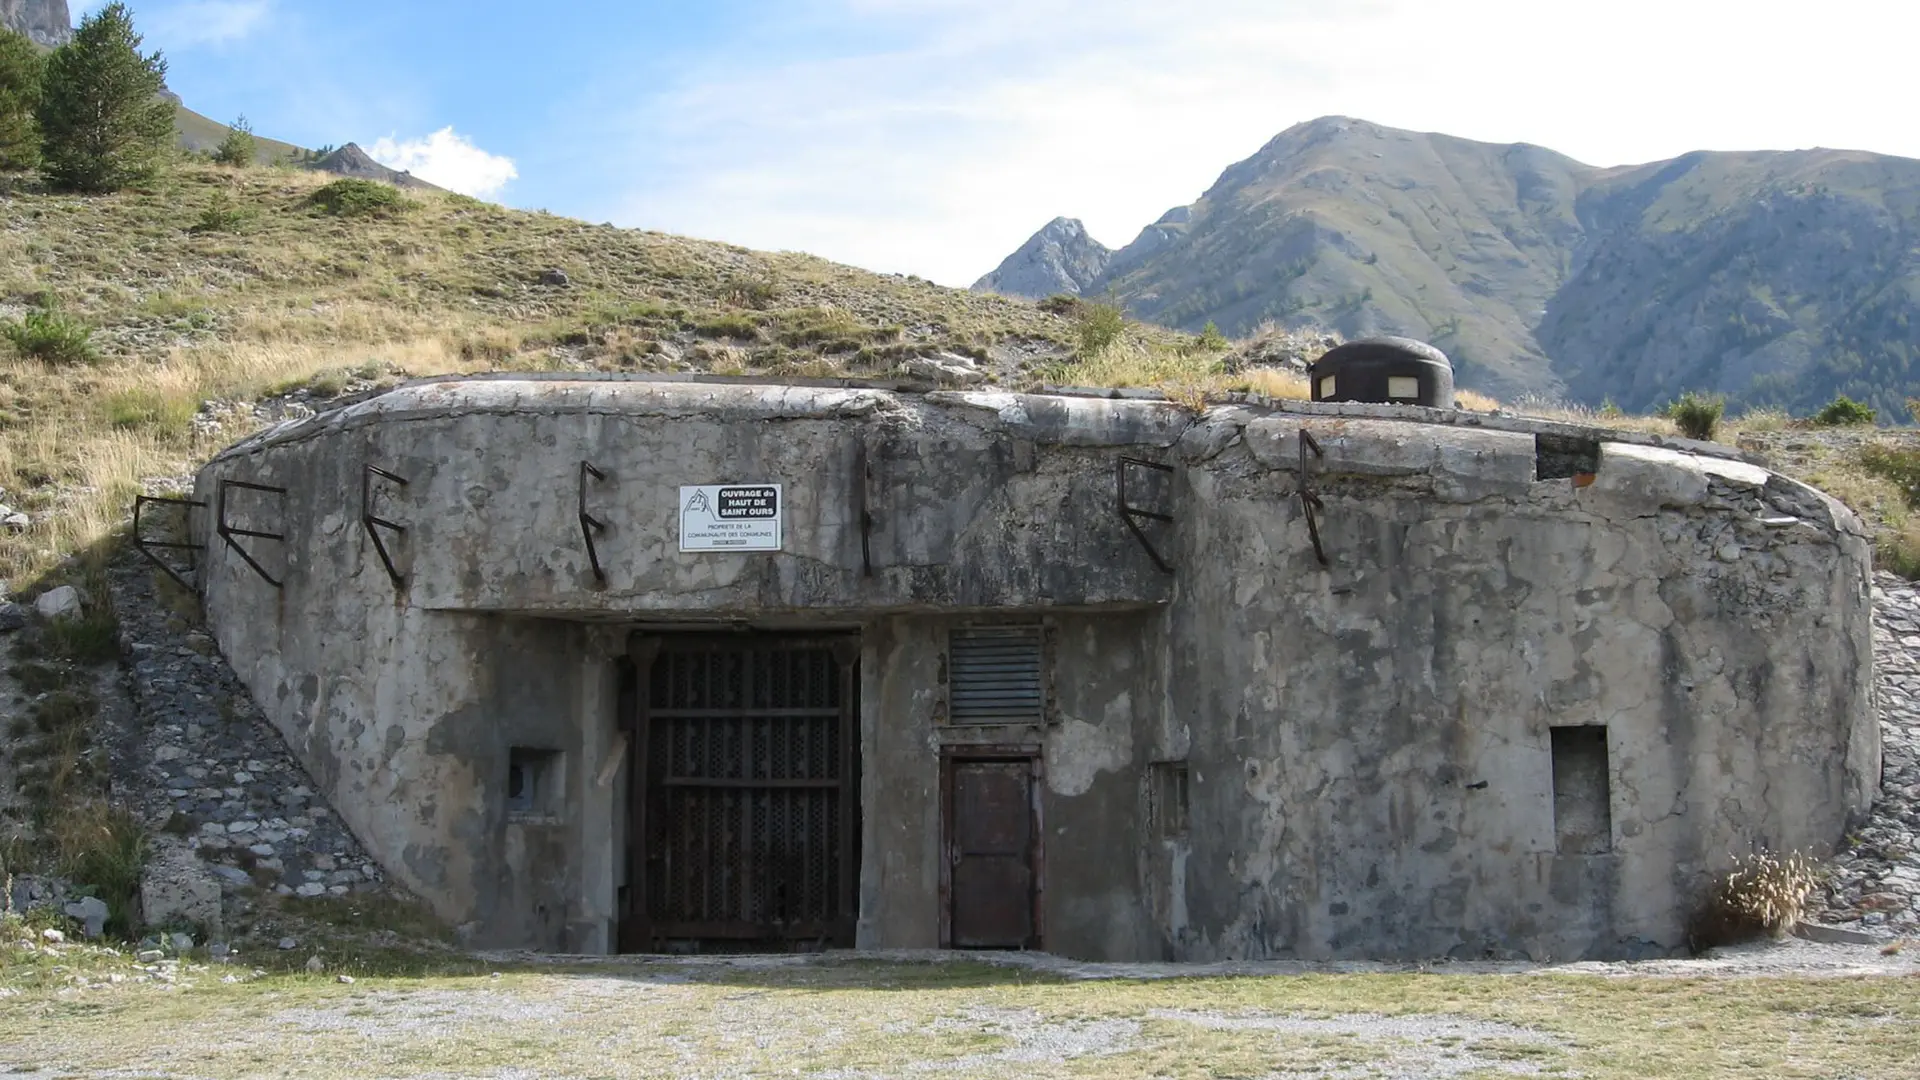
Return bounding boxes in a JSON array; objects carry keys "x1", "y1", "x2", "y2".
[
  {"x1": 972, "y1": 215, "x2": 1111, "y2": 298},
  {"x1": 0, "y1": 0, "x2": 69, "y2": 47},
  {"x1": 311, "y1": 142, "x2": 443, "y2": 191},
  {"x1": 982, "y1": 116, "x2": 1920, "y2": 417}
]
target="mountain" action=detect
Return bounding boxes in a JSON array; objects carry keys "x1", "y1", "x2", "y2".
[
  {"x1": 0, "y1": 0, "x2": 68, "y2": 47},
  {"x1": 309, "y1": 142, "x2": 442, "y2": 190},
  {"x1": 981, "y1": 117, "x2": 1920, "y2": 415},
  {"x1": 972, "y1": 216, "x2": 1111, "y2": 297}
]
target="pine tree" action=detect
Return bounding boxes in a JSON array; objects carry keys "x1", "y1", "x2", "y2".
[
  {"x1": 36, "y1": 3, "x2": 176, "y2": 193},
  {"x1": 0, "y1": 28, "x2": 43, "y2": 172},
  {"x1": 213, "y1": 115, "x2": 256, "y2": 167}
]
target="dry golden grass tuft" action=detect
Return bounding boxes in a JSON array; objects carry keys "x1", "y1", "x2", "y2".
[
  {"x1": 1453, "y1": 388, "x2": 1501, "y2": 412},
  {"x1": 1688, "y1": 849, "x2": 1820, "y2": 949}
]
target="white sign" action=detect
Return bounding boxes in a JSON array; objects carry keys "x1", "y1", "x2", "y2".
[{"x1": 679, "y1": 484, "x2": 783, "y2": 552}]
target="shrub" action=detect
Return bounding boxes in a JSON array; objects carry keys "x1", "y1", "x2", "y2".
[
  {"x1": 1686, "y1": 850, "x2": 1818, "y2": 952},
  {"x1": 1812, "y1": 394, "x2": 1876, "y2": 427},
  {"x1": 2, "y1": 306, "x2": 98, "y2": 365},
  {"x1": 212, "y1": 114, "x2": 255, "y2": 167},
  {"x1": 1195, "y1": 321, "x2": 1229, "y2": 352},
  {"x1": 720, "y1": 275, "x2": 780, "y2": 309},
  {"x1": 1076, "y1": 303, "x2": 1125, "y2": 357},
  {"x1": 1037, "y1": 294, "x2": 1081, "y2": 317},
  {"x1": 1878, "y1": 518, "x2": 1920, "y2": 580},
  {"x1": 1857, "y1": 443, "x2": 1920, "y2": 507},
  {"x1": 1662, "y1": 391, "x2": 1724, "y2": 441},
  {"x1": 192, "y1": 193, "x2": 253, "y2": 233},
  {"x1": 0, "y1": 28, "x2": 46, "y2": 172},
  {"x1": 35, "y1": 4, "x2": 176, "y2": 193},
  {"x1": 308, "y1": 177, "x2": 407, "y2": 217}
]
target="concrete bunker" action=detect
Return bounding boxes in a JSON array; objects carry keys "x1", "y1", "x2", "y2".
[{"x1": 181, "y1": 376, "x2": 1878, "y2": 961}]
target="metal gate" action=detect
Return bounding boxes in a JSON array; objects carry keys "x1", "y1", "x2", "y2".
[{"x1": 623, "y1": 635, "x2": 859, "y2": 951}]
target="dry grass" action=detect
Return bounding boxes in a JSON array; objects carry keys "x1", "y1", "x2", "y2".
[
  {"x1": 1, "y1": 955, "x2": 1917, "y2": 1079},
  {"x1": 1454, "y1": 388, "x2": 1501, "y2": 411},
  {"x1": 1689, "y1": 850, "x2": 1821, "y2": 949},
  {"x1": 0, "y1": 164, "x2": 1095, "y2": 581},
  {"x1": 0, "y1": 163, "x2": 1905, "y2": 586}
]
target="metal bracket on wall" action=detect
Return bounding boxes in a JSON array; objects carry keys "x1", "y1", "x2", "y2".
[
  {"x1": 1299, "y1": 430, "x2": 1329, "y2": 567},
  {"x1": 854, "y1": 440, "x2": 873, "y2": 577},
  {"x1": 579, "y1": 460, "x2": 609, "y2": 586},
  {"x1": 360, "y1": 464, "x2": 409, "y2": 589},
  {"x1": 1117, "y1": 456, "x2": 1176, "y2": 575},
  {"x1": 133, "y1": 495, "x2": 206, "y2": 593},
  {"x1": 216, "y1": 479, "x2": 288, "y2": 589}
]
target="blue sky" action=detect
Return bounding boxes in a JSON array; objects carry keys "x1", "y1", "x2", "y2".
[{"x1": 77, "y1": 0, "x2": 1920, "y2": 285}]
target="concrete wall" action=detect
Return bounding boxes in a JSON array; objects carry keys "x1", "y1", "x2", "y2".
[
  {"x1": 192, "y1": 379, "x2": 1876, "y2": 960},
  {"x1": 857, "y1": 611, "x2": 1163, "y2": 959}
]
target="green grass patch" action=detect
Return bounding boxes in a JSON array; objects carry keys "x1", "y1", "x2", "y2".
[
  {"x1": 102, "y1": 387, "x2": 198, "y2": 434},
  {"x1": 691, "y1": 311, "x2": 761, "y2": 339},
  {"x1": 769, "y1": 306, "x2": 899, "y2": 349}
]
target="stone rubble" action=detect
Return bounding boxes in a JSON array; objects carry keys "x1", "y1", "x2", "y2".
[
  {"x1": 105, "y1": 551, "x2": 385, "y2": 933},
  {"x1": 1810, "y1": 570, "x2": 1920, "y2": 936}
]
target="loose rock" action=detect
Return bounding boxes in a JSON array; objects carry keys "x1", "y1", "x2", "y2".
[
  {"x1": 62, "y1": 896, "x2": 109, "y2": 939},
  {"x1": 34, "y1": 585, "x2": 84, "y2": 620}
]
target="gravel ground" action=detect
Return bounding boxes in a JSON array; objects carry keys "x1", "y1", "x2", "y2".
[{"x1": 480, "y1": 932, "x2": 1920, "y2": 980}]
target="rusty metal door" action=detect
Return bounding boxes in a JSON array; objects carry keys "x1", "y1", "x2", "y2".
[
  {"x1": 944, "y1": 755, "x2": 1041, "y2": 949},
  {"x1": 622, "y1": 635, "x2": 859, "y2": 951}
]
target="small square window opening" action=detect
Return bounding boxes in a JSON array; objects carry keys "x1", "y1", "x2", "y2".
[{"x1": 507, "y1": 747, "x2": 564, "y2": 820}]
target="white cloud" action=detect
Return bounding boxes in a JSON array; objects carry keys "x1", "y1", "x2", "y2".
[
  {"x1": 584, "y1": 0, "x2": 1920, "y2": 286},
  {"x1": 369, "y1": 128, "x2": 520, "y2": 200},
  {"x1": 144, "y1": 1, "x2": 274, "y2": 49}
]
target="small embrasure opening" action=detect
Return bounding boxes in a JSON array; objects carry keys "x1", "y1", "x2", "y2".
[
  {"x1": 1535, "y1": 434, "x2": 1601, "y2": 481},
  {"x1": 1150, "y1": 761, "x2": 1190, "y2": 839},
  {"x1": 507, "y1": 747, "x2": 564, "y2": 819},
  {"x1": 1550, "y1": 726, "x2": 1611, "y2": 854}
]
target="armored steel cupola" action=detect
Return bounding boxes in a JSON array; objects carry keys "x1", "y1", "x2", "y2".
[{"x1": 1309, "y1": 336, "x2": 1455, "y2": 408}]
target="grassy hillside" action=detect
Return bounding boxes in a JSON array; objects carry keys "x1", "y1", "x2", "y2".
[
  {"x1": 172, "y1": 103, "x2": 308, "y2": 165},
  {"x1": 0, "y1": 164, "x2": 1121, "y2": 582},
  {"x1": 1544, "y1": 148, "x2": 1920, "y2": 417}
]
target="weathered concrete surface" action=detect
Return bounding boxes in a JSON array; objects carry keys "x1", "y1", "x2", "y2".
[{"x1": 193, "y1": 379, "x2": 1875, "y2": 960}]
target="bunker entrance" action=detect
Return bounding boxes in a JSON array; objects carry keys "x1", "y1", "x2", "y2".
[{"x1": 622, "y1": 634, "x2": 861, "y2": 952}]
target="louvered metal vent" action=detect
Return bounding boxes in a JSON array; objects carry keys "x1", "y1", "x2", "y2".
[{"x1": 948, "y1": 626, "x2": 1044, "y2": 724}]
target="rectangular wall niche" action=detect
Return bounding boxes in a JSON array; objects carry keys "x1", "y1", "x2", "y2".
[
  {"x1": 1550, "y1": 726, "x2": 1612, "y2": 854},
  {"x1": 947, "y1": 625, "x2": 1044, "y2": 724},
  {"x1": 1535, "y1": 434, "x2": 1602, "y2": 482},
  {"x1": 507, "y1": 747, "x2": 564, "y2": 820},
  {"x1": 1150, "y1": 761, "x2": 1189, "y2": 839}
]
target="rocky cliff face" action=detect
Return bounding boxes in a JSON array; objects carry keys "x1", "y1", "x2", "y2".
[
  {"x1": 984, "y1": 116, "x2": 1920, "y2": 416},
  {"x1": 972, "y1": 216, "x2": 1112, "y2": 298},
  {"x1": 0, "y1": 0, "x2": 71, "y2": 47}
]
